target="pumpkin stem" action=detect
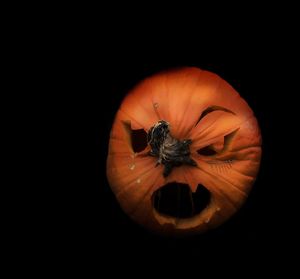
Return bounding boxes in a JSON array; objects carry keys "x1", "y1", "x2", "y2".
[{"x1": 147, "y1": 120, "x2": 197, "y2": 177}]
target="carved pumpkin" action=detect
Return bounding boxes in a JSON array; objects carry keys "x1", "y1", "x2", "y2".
[{"x1": 106, "y1": 67, "x2": 261, "y2": 236}]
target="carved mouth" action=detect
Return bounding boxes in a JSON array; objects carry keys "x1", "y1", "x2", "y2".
[{"x1": 151, "y1": 183, "x2": 210, "y2": 220}]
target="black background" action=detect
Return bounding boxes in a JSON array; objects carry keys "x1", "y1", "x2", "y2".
[
  {"x1": 9, "y1": 6, "x2": 298, "y2": 275},
  {"x1": 52, "y1": 27, "x2": 295, "y2": 272}
]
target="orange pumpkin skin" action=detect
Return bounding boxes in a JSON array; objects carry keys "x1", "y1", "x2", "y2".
[{"x1": 106, "y1": 67, "x2": 261, "y2": 236}]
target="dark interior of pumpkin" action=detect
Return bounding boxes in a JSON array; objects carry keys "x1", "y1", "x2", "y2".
[{"x1": 152, "y1": 183, "x2": 210, "y2": 218}]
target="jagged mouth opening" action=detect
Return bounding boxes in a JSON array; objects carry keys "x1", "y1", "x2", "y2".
[{"x1": 152, "y1": 183, "x2": 211, "y2": 219}]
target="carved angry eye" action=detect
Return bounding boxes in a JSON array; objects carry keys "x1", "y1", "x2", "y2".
[
  {"x1": 196, "y1": 106, "x2": 236, "y2": 152},
  {"x1": 122, "y1": 121, "x2": 148, "y2": 153},
  {"x1": 107, "y1": 67, "x2": 261, "y2": 236}
]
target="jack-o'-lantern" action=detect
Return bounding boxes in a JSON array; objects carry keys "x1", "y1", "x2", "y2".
[{"x1": 106, "y1": 67, "x2": 261, "y2": 236}]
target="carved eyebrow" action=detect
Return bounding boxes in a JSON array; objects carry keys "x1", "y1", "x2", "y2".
[{"x1": 195, "y1": 105, "x2": 236, "y2": 126}]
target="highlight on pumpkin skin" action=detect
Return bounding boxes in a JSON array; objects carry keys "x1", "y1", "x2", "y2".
[{"x1": 106, "y1": 67, "x2": 262, "y2": 236}]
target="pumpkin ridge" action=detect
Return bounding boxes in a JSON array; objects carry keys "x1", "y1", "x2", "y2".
[
  {"x1": 175, "y1": 72, "x2": 210, "y2": 137},
  {"x1": 196, "y1": 161, "x2": 248, "y2": 196},
  {"x1": 169, "y1": 72, "x2": 201, "y2": 137},
  {"x1": 231, "y1": 145, "x2": 262, "y2": 153},
  {"x1": 191, "y1": 126, "x2": 240, "y2": 150},
  {"x1": 114, "y1": 161, "x2": 158, "y2": 194},
  {"x1": 129, "y1": 170, "x2": 162, "y2": 215},
  {"x1": 116, "y1": 165, "x2": 160, "y2": 199},
  {"x1": 229, "y1": 166, "x2": 258, "y2": 180}
]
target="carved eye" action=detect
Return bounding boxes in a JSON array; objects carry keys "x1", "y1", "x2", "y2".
[
  {"x1": 122, "y1": 121, "x2": 148, "y2": 153},
  {"x1": 197, "y1": 145, "x2": 217, "y2": 156},
  {"x1": 197, "y1": 129, "x2": 239, "y2": 156},
  {"x1": 196, "y1": 106, "x2": 238, "y2": 157}
]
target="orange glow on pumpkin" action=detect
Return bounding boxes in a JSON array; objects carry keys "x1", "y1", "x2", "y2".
[{"x1": 106, "y1": 67, "x2": 262, "y2": 236}]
